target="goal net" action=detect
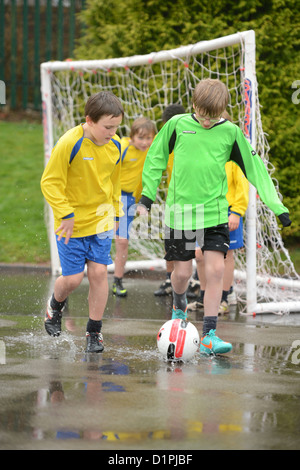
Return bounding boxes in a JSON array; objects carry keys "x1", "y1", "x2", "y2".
[{"x1": 41, "y1": 30, "x2": 300, "y2": 315}]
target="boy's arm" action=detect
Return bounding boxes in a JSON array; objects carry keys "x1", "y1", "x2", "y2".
[
  {"x1": 133, "y1": 178, "x2": 143, "y2": 203},
  {"x1": 110, "y1": 155, "x2": 124, "y2": 220},
  {"x1": 139, "y1": 121, "x2": 174, "y2": 210},
  {"x1": 40, "y1": 141, "x2": 75, "y2": 221},
  {"x1": 229, "y1": 163, "x2": 249, "y2": 217},
  {"x1": 230, "y1": 127, "x2": 291, "y2": 226}
]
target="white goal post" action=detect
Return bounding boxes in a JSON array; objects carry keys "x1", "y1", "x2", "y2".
[{"x1": 40, "y1": 30, "x2": 300, "y2": 315}]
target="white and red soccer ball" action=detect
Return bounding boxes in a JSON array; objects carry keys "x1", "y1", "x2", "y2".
[{"x1": 157, "y1": 319, "x2": 200, "y2": 362}]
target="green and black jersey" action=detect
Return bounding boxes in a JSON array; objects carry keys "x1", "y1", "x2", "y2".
[{"x1": 140, "y1": 114, "x2": 289, "y2": 230}]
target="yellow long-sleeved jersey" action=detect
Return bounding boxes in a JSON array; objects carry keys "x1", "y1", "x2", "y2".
[
  {"x1": 166, "y1": 151, "x2": 174, "y2": 186},
  {"x1": 41, "y1": 124, "x2": 123, "y2": 238},
  {"x1": 120, "y1": 137, "x2": 149, "y2": 201}
]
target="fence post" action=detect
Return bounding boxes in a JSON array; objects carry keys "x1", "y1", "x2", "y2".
[
  {"x1": 34, "y1": 0, "x2": 40, "y2": 109},
  {"x1": 11, "y1": 0, "x2": 17, "y2": 109},
  {"x1": 69, "y1": 0, "x2": 75, "y2": 57},
  {"x1": 22, "y1": 0, "x2": 28, "y2": 109},
  {"x1": 0, "y1": 0, "x2": 4, "y2": 86},
  {"x1": 58, "y1": 0, "x2": 63, "y2": 60},
  {"x1": 45, "y1": 0, "x2": 52, "y2": 62}
]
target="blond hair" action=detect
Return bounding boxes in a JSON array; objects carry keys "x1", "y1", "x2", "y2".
[
  {"x1": 192, "y1": 79, "x2": 229, "y2": 117},
  {"x1": 222, "y1": 110, "x2": 232, "y2": 122},
  {"x1": 130, "y1": 117, "x2": 156, "y2": 138}
]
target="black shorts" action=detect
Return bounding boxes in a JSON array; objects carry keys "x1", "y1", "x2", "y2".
[{"x1": 164, "y1": 223, "x2": 230, "y2": 262}]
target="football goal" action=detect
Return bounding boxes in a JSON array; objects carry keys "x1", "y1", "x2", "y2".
[{"x1": 40, "y1": 30, "x2": 300, "y2": 315}]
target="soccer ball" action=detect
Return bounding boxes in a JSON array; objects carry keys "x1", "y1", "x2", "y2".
[{"x1": 157, "y1": 319, "x2": 200, "y2": 362}]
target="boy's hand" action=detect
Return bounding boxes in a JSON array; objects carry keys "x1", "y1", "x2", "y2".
[
  {"x1": 136, "y1": 205, "x2": 148, "y2": 216},
  {"x1": 114, "y1": 219, "x2": 120, "y2": 234},
  {"x1": 55, "y1": 218, "x2": 74, "y2": 244},
  {"x1": 278, "y1": 213, "x2": 292, "y2": 227},
  {"x1": 228, "y1": 213, "x2": 240, "y2": 232}
]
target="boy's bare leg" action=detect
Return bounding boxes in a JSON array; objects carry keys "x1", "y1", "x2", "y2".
[
  {"x1": 87, "y1": 261, "x2": 109, "y2": 321},
  {"x1": 195, "y1": 248, "x2": 206, "y2": 289},
  {"x1": 171, "y1": 259, "x2": 193, "y2": 294},
  {"x1": 170, "y1": 260, "x2": 193, "y2": 319},
  {"x1": 166, "y1": 260, "x2": 174, "y2": 275},
  {"x1": 222, "y1": 249, "x2": 234, "y2": 291},
  {"x1": 114, "y1": 237, "x2": 129, "y2": 279},
  {"x1": 54, "y1": 271, "x2": 85, "y2": 302},
  {"x1": 45, "y1": 271, "x2": 84, "y2": 337},
  {"x1": 203, "y1": 250, "x2": 225, "y2": 317},
  {"x1": 200, "y1": 250, "x2": 232, "y2": 354}
]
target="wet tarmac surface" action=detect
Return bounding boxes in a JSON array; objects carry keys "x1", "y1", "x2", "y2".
[{"x1": 0, "y1": 269, "x2": 300, "y2": 451}]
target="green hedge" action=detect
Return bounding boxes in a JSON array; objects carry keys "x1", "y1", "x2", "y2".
[{"x1": 74, "y1": 0, "x2": 300, "y2": 241}]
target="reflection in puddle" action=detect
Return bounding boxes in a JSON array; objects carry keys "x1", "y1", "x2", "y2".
[
  {"x1": 1, "y1": 273, "x2": 300, "y2": 449},
  {"x1": 233, "y1": 342, "x2": 299, "y2": 376},
  {"x1": 1, "y1": 330, "x2": 300, "y2": 448}
]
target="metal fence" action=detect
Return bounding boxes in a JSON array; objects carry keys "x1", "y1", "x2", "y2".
[{"x1": 0, "y1": 0, "x2": 86, "y2": 111}]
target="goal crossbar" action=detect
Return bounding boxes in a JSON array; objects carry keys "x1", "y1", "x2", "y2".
[{"x1": 41, "y1": 32, "x2": 248, "y2": 72}]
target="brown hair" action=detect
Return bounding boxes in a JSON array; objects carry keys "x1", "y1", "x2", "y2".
[
  {"x1": 192, "y1": 79, "x2": 229, "y2": 117},
  {"x1": 85, "y1": 91, "x2": 124, "y2": 122},
  {"x1": 129, "y1": 117, "x2": 156, "y2": 138},
  {"x1": 222, "y1": 110, "x2": 232, "y2": 122}
]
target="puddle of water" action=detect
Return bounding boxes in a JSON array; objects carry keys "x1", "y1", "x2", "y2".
[{"x1": 0, "y1": 271, "x2": 300, "y2": 450}]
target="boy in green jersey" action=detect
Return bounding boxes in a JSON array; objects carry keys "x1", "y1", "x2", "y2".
[{"x1": 139, "y1": 79, "x2": 291, "y2": 355}]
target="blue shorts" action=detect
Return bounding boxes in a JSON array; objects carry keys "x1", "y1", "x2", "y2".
[
  {"x1": 228, "y1": 215, "x2": 244, "y2": 250},
  {"x1": 116, "y1": 191, "x2": 136, "y2": 239},
  {"x1": 56, "y1": 231, "x2": 113, "y2": 276}
]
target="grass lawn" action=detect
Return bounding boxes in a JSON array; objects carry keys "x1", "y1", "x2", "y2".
[
  {"x1": 0, "y1": 120, "x2": 50, "y2": 264},
  {"x1": 288, "y1": 245, "x2": 300, "y2": 274},
  {"x1": 0, "y1": 119, "x2": 299, "y2": 275}
]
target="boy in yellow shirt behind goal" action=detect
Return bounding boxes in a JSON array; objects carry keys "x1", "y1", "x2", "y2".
[{"x1": 112, "y1": 117, "x2": 156, "y2": 296}]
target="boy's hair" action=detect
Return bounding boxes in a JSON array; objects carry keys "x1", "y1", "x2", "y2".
[
  {"x1": 130, "y1": 117, "x2": 156, "y2": 138},
  {"x1": 192, "y1": 79, "x2": 229, "y2": 117},
  {"x1": 85, "y1": 91, "x2": 124, "y2": 122},
  {"x1": 222, "y1": 110, "x2": 232, "y2": 122},
  {"x1": 162, "y1": 104, "x2": 185, "y2": 123}
]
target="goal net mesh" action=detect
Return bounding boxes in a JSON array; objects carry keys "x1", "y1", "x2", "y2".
[{"x1": 44, "y1": 34, "x2": 299, "y2": 313}]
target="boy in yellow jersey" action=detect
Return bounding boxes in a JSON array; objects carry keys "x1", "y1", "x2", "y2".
[
  {"x1": 113, "y1": 117, "x2": 156, "y2": 296},
  {"x1": 41, "y1": 91, "x2": 124, "y2": 353}
]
